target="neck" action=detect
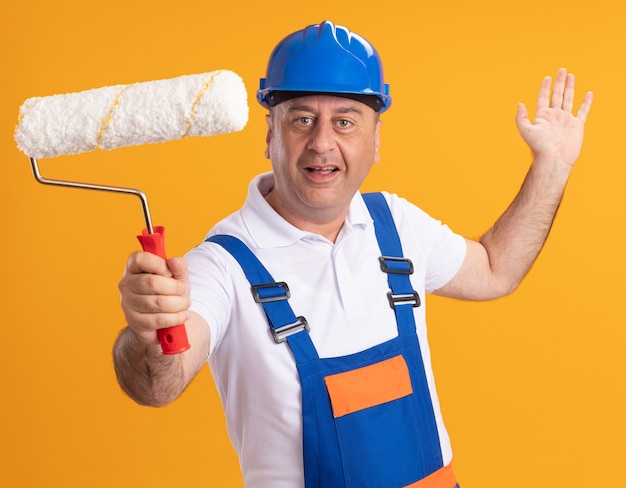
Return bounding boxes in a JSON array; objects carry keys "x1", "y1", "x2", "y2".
[{"x1": 264, "y1": 190, "x2": 347, "y2": 243}]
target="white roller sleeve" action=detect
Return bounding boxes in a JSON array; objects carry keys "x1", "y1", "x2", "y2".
[{"x1": 15, "y1": 70, "x2": 249, "y2": 159}]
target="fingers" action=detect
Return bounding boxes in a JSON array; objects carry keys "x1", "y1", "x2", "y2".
[
  {"x1": 121, "y1": 272, "x2": 189, "y2": 313},
  {"x1": 166, "y1": 256, "x2": 189, "y2": 281},
  {"x1": 561, "y1": 73, "x2": 575, "y2": 112},
  {"x1": 125, "y1": 250, "x2": 172, "y2": 277},
  {"x1": 550, "y1": 67, "x2": 568, "y2": 109},
  {"x1": 538, "y1": 68, "x2": 570, "y2": 113},
  {"x1": 536, "y1": 68, "x2": 593, "y2": 120},
  {"x1": 515, "y1": 102, "x2": 531, "y2": 134},
  {"x1": 119, "y1": 252, "x2": 191, "y2": 342},
  {"x1": 576, "y1": 91, "x2": 594, "y2": 124},
  {"x1": 536, "y1": 75, "x2": 552, "y2": 113}
]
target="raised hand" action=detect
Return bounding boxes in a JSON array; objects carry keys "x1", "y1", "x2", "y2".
[{"x1": 516, "y1": 68, "x2": 593, "y2": 168}]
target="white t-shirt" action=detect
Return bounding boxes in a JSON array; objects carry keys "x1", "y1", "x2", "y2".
[{"x1": 185, "y1": 172, "x2": 466, "y2": 488}]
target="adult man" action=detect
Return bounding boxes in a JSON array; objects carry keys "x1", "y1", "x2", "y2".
[{"x1": 114, "y1": 20, "x2": 593, "y2": 488}]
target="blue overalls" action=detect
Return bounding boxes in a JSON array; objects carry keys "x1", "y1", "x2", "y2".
[{"x1": 207, "y1": 193, "x2": 459, "y2": 488}]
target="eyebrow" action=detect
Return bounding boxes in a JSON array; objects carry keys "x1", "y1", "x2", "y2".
[{"x1": 286, "y1": 103, "x2": 365, "y2": 115}]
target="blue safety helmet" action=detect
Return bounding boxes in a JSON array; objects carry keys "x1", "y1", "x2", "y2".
[{"x1": 257, "y1": 21, "x2": 391, "y2": 113}]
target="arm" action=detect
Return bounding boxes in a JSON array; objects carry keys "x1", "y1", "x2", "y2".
[
  {"x1": 113, "y1": 252, "x2": 210, "y2": 407},
  {"x1": 436, "y1": 68, "x2": 593, "y2": 300}
]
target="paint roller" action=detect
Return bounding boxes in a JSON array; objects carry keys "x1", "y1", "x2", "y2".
[{"x1": 15, "y1": 69, "x2": 249, "y2": 354}]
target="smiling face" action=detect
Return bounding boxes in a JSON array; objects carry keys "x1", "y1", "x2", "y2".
[{"x1": 264, "y1": 94, "x2": 382, "y2": 239}]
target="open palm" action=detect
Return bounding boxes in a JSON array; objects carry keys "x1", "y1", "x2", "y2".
[{"x1": 516, "y1": 68, "x2": 593, "y2": 167}]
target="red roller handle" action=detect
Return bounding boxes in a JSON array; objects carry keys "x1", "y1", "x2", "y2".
[{"x1": 136, "y1": 226, "x2": 191, "y2": 355}]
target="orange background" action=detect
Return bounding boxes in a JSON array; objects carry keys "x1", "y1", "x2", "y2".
[{"x1": 2, "y1": 1, "x2": 624, "y2": 486}]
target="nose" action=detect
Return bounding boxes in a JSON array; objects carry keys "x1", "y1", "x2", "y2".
[{"x1": 306, "y1": 119, "x2": 336, "y2": 154}]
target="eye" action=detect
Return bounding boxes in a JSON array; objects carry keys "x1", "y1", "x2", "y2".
[
  {"x1": 336, "y1": 119, "x2": 352, "y2": 129},
  {"x1": 297, "y1": 116, "x2": 313, "y2": 126}
]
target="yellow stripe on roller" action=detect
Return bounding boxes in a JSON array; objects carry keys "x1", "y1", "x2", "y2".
[
  {"x1": 95, "y1": 85, "x2": 132, "y2": 150},
  {"x1": 17, "y1": 98, "x2": 41, "y2": 125},
  {"x1": 183, "y1": 70, "x2": 223, "y2": 137}
]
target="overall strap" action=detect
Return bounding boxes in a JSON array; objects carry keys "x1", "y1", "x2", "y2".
[
  {"x1": 206, "y1": 235, "x2": 319, "y2": 361},
  {"x1": 362, "y1": 193, "x2": 421, "y2": 337}
]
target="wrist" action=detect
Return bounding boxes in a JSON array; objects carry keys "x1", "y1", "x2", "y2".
[{"x1": 531, "y1": 152, "x2": 574, "y2": 180}]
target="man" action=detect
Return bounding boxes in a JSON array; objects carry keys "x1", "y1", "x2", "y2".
[{"x1": 113, "y1": 20, "x2": 593, "y2": 488}]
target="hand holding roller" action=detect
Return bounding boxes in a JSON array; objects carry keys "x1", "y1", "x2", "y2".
[
  {"x1": 136, "y1": 227, "x2": 189, "y2": 354},
  {"x1": 16, "y1": 69, "x2": 249, "y2": 354}
]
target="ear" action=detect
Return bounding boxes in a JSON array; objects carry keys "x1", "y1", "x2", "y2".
[
  {"x1": 373, "y1": 119, "x2": 382, "y2": 164},
  {"x1": 264, "y1": 114, "x2": 272, "y2": 160}
]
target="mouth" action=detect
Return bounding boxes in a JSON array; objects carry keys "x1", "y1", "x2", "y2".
[{"x1": 305, "y1": 165, "x2": 339, "y2": 175}]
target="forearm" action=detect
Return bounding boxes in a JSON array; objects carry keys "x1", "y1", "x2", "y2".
[
  {"x1": 480, "y1": 154, "x2": 572, "y2": 294},
  {"x1": 436, "y1": 69, "x2": 591, "y2": 301},
  {"x1": 112, "y1": 327, "x2": 187, "y2": 407},
  {"x1": 482, "y1": 68, "x2": 592, "y2": 293}
]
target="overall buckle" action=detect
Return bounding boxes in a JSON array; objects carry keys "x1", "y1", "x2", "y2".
[
  {"x1": 379, "y1": 256, "x2": 414, "y2": 275},
  {"x1": 251, "y1": 282, "x2": 290, "y2": 303},
  {"x1": 387, "y1": 291, "x2": 421, "y2": 309},
  {"x1": 271, "y1": 316, "x2": 310, "y2": 343},
  {"x1": 379, "y1": 256, "x2": 421, "y2": 309}
]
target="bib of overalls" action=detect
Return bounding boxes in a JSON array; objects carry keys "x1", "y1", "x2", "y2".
[{"x1": 206, "y1": 193, "x2": 457, "y2": 488}]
